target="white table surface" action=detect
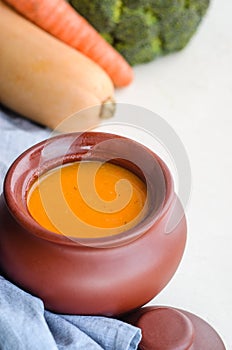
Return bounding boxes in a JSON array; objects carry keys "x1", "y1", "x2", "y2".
[{"x1": 112, "y1": 0, "x2": 231, "y2": 347}]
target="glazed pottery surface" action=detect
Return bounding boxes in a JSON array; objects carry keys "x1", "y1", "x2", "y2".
[{"x1": 0, "y1": 132, "x2": 187, "y2": 315}]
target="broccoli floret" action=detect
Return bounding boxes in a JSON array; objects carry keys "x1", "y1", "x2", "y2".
[
  {"x1": 123, "y1": 0, "x2": 151, "y2": 8},
  {"x1": 116, "y1": 38, "x2": 162, "y2": 65},
  {"x1": 161, "y1": 8, "x2": 201, "y2": 52},
  {"x1": 69, "y1": 0, "x2": 123, "y2": 32},
  {"x1": 151, "y1": 0, "x2": 185, "y2": 18},
  {"x1": 69, "y1": 0, "x2": 210, "y2": 65},
  {"x1": 115, "y1": 8, "x2": 159, "y2": 44},
  {"x1": 187, "y1": 0, "x2": 210, "y2": 16}
]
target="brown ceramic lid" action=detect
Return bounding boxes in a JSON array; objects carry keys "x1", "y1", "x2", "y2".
[
  {"x1": 122, "y1": 306, "x2": 226, "y2": 350},
  {"x1": 137, "y1": 307, "x2": 194, "y2": 350},
  {"x1": 179, "y1": 309, "x2": 226, "y2": 350}
]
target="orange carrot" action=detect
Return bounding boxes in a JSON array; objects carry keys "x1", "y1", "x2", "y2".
[{"x1": 3, "y1": 0, "x2": 133, "y2": 87}]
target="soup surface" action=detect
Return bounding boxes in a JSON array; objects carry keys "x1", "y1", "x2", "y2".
[{"x1": 27, "y1": 161, "x2": 147, "y2": 238}]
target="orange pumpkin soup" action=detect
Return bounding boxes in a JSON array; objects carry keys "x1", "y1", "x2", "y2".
[{"x1": 27, "y1": 161, "x2": 147, "y2": 238}]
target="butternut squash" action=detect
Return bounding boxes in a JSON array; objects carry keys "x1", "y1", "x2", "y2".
[{"x1": 0, "y1": 1, "x2": 115, "y2": 131}]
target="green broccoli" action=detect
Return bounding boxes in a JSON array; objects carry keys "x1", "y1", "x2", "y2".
[
  {"x1": 69, "y1": 0, "x2": 122, "y2": 32},
  {"x1": 69, "y1": 0, "x2": 210, "y2": 65}
]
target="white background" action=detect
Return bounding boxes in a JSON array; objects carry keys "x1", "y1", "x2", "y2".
[{"x1": 113, "y1": 0, "x2": 231, "y2": 348}]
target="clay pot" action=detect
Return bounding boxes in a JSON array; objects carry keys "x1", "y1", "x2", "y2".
[{"x1": 0, "y1": 132, "x2": 187, "y2": 316}]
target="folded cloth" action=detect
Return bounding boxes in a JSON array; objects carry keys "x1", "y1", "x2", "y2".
[
  {"x1": 0, "y1": 277, "x2": 141, "y2": 350},
  {"x1": 0, "y1": 108, "x2": 142, "y2": 350}
]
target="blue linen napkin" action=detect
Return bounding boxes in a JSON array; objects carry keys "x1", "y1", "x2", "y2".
[
  {"x1": 0, "y1": 106, "x2": 142, "y2": 350},
  {"x1": 0, "y1": 276, "x2": 141, "y2": 350}
]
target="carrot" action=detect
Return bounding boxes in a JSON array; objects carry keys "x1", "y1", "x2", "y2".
[{"x1": 3, "y1": 0, "x2": 134, "y2": 88}]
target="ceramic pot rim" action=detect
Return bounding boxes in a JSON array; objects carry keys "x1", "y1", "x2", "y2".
[{"x1": 3, "y1": 132, "x2": 174, "y2": 248}]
